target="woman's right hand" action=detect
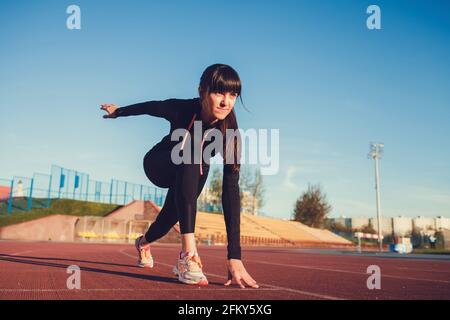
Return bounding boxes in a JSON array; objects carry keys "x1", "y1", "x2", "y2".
[
  {"x1": 100, "y1": 103, "x2": 119, "y2": 119},
  {"x1": 224, "y1": 259, "x2": 259, "y2": 289}
]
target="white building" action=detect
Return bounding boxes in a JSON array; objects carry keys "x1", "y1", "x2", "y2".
[
  {"x1": 413, "y1": 216, "x2": 436, "y2": 232},
  {"x1": 435, "y1": 216, "x2": 450, "y2": 231},
  {"x1": 351, "y1": 217, "x2": 370, "y2": 230},
  {"x1": 332, "y1": 217, "x2": 351, "y2": 228},
  {"x1": 14, "y1": 180, "x2": 24, "y2": 197},
  {"x1": 369, "y1": 217, "x2": 393, "y2": 235},
  {"x1": 326, "y1": 215, "x2": 450, "y2": 236},
  {"x1": 392, "y1": 216, "x2": 413, "y2": 236}
]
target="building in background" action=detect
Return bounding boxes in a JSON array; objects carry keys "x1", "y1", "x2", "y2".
[
  {"x1": 435, "y1": 216, "x2": 450, "y2": 231},
  {"x1": 369, "y1": 217, "x2": 394, "y2": 236},
  {"x1": 327, "y1": 215, "x2": 449, "y2": 236},
  {"x1": 15, "y1": 180, "x2": 24, "y2": 197},
  {"x1": 331, "y1": 217, "x2": 352, "y2": 229},
  {"x1": 351, "y1": 217, "x2": 370, "y2": 230},
  {"x1": 413, "y1": 216, "x2": 436, "y2": 232},
  {"x1": 392, "y1": 216, "x2": 413, "y2": 236}
]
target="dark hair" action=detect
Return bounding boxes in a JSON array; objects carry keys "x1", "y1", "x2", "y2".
[{"x1": 199, "y1": 64, "x2": 242, "y2": 173}]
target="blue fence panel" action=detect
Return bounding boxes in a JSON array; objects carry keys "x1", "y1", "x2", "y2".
[
  {"x1": 2, "y1": 164, "x2": 170, "y2": 213},
  {"x1": 51, "y1": 165, "x2": 89, "y2": 201},
  {"x1": 142, "y1": 187, "x2": 167, "y2": 206},
  {"x1": 86, "y1": 179, "x2": 109, "y2": 203},
  {"x1": 31, "y1": 172, "x2": 52, "y2": 209},
  {"x1": 7, "y1": 176, "x2": 33, "y2": 213}
]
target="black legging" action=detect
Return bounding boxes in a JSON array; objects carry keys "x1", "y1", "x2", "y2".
[{"x1": 142, "y1": 146, "x2": 210, "y2": 242}]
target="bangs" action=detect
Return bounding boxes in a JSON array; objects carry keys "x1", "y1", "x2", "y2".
[
  {"x1": 210, "y1": 71, "x2": 241, "y2": 96},
  {"x1": 201, "y1": 64, "x2": 241, "y2": 96}
]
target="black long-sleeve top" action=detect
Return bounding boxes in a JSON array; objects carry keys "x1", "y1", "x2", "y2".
[{"x1": 115, "y1": 98, "x2": 241, "y2": 259}]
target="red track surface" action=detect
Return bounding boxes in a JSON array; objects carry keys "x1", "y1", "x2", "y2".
[{"x1": 0, "y1": 241, "x2": 449, "y2": 300}]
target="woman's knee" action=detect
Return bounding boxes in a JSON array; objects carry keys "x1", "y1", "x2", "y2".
[
  {"x1": 143, "y1": 150, "x2": 175, "y2": 188},
  {"x1": 175, "y1": 164, "x2": 201, "y2": 200}
]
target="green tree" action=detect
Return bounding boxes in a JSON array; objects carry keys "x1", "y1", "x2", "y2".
[{"x1": 292, "y1": 184, "x2": 332, "y2": 228}]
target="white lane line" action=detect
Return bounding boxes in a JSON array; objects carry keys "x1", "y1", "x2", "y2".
[
  {"x1": 202, "y1": 255, "x2": 450, "y2": 285},
  {"x1": 392, "y1": 266, "x2": 450, "y2": 274},
  {"x1": 7, "y1": 250, "x2": 36, "y2": 256},
  {"x1": 251, "y1": 261, "x2": 450, "y2": 284},
  {"x1": 307, "y1": 262, "x2": 450, "y2": 275},
  {"x1": 119, "y1": 249, "x2": 345, "y2": 300},
  {"x1": 0, "y1": 288, "x2": 281, "y2": 293}
]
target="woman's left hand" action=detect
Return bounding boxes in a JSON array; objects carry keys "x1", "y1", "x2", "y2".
[{"x1": 224, "y1": 259, "x2": 259, "y2": 289}]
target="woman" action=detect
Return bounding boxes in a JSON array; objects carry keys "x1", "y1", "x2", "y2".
[{"x1": 100, "y1": 64, "x2": 258, "y2": 289}]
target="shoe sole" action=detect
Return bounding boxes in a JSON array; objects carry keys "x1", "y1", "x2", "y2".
[
  {"x1": 138, "y1": 262, "x2": 154, "y2": 268},
  {"x1": 173, "y1": 266, "x2": 208, "y2": 286}
]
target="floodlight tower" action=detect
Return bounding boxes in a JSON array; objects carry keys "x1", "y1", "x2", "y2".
[{"x1": 368, "y1": 142, "x2": 384, "y2": 252}]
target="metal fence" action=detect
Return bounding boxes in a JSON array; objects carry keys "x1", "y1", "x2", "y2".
[{"x1": 0, "y1": 164, "x2": 167, "y2": 214}]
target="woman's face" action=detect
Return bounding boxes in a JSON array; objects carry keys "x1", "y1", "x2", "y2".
[{"x1": 201, "y1": 91, "x2": 238, "y2": 121}]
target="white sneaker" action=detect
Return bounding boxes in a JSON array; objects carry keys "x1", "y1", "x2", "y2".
[
  {"x1": 135, "y1": 236, "x2": 154, "y2": 268},
  {"x1": 172, "y1": 252, "x2": 208, "y2": 286}
]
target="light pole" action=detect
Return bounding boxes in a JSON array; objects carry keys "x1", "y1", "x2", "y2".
[{"x1": 368, "y1": 142, "x2": 384, "y2": 252}]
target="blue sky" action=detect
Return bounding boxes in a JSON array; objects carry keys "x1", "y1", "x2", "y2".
[{"x1": 1, "y1": 0, "x2": 449, "y2": 220}]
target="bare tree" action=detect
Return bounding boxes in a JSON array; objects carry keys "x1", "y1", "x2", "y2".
[
  {"x1": 252, "y1": 168, "x2": 265, "y2": 215},
  {"x1": 209, "y1": 167, "x2": 222, "y2": 211},
  {"x1": 239, "y1": 166, "x2": 253, "y2": 210},
  {"x1": 238, "y1": 167, "x2": 265, "y2": 215}
]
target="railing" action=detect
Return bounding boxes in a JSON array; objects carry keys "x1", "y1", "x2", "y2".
[
  {"x1": 0, "y1": 164, "x2": 167, "y2": 214},
  {"x1": 354, "y1": 232, "x2": 384, "y2": 252},
  {"x1": 196, "y1": 234, "x2": 350, "y2": 248}
]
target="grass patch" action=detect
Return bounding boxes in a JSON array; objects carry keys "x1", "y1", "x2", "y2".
[
  {"x1": 412, "y1": 248, "x2": 450, "y2": 255},
  {"x1": 0, "y1": 198, "x2": 122, "y2": 227}
]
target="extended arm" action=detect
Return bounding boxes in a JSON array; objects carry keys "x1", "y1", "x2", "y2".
[
  {"x1": 222, "y1": 164, "x2": 241, "y2": 260},
  {"x1": 222, "y1": 164, "x2": 259, "y2": 289},
  {"x1": 115, "y1": 98, "x2": 182, "y2": 122}
]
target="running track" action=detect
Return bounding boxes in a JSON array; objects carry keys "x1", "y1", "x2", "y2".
[{"x1": 0, "y1": 241, "x2": 449, "y2": 300}]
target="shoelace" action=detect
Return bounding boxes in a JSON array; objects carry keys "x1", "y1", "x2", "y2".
[
  {"x1": 179, "y1": 252, "x2": 203, "y2": 271},
  {"x1": 140, "y1": 247, "x2": 151, "y2": 260},
  {"x1": 186, "y1": 255, "x2": 203, "y2": 271}
]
